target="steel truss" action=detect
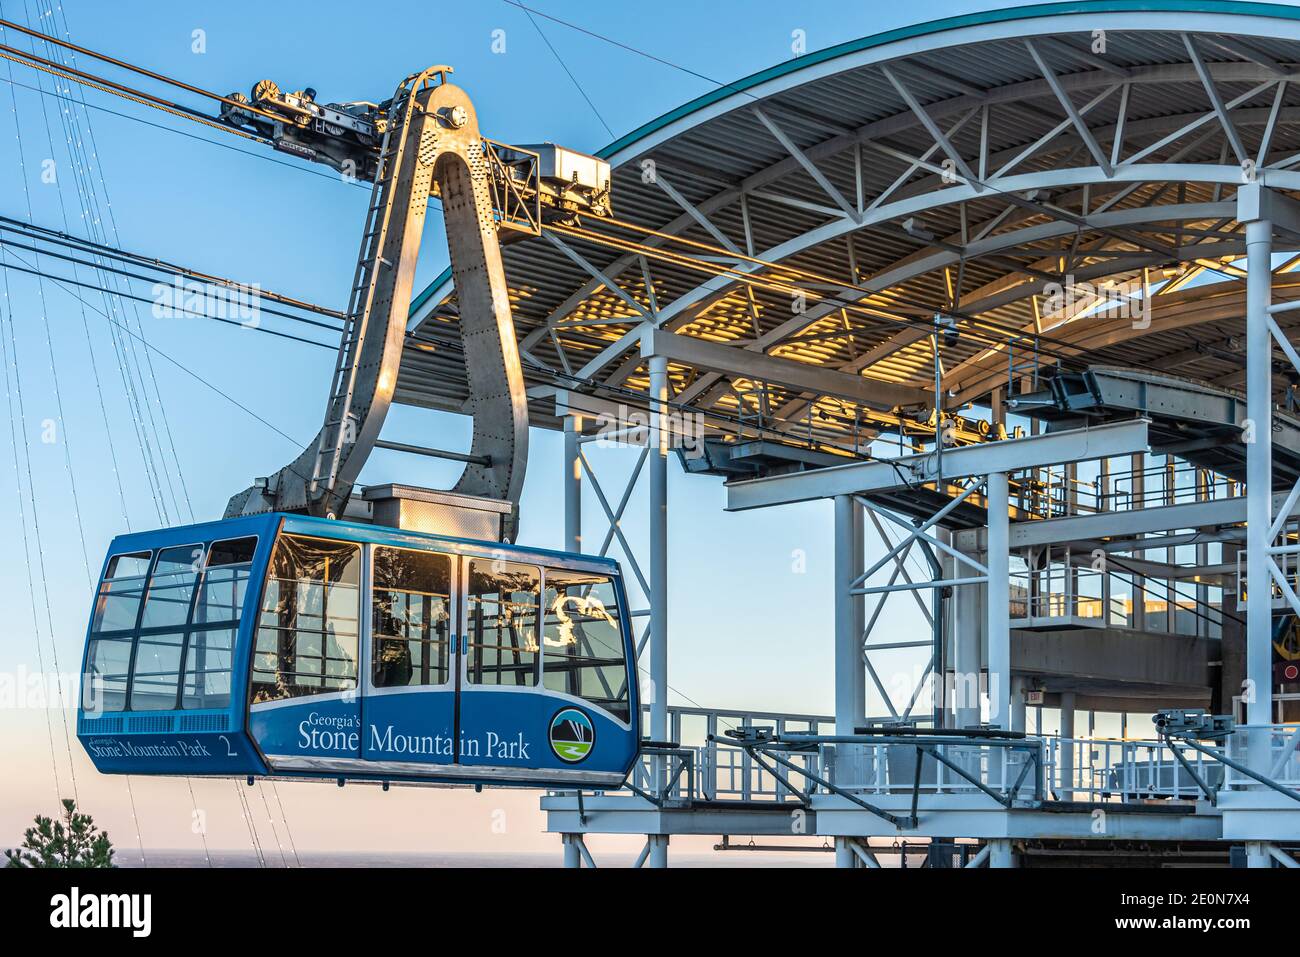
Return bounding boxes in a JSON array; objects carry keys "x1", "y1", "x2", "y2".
[
  {"x1": 529, "y1": 9, "x2": 1300, "y2": 867},
  {"x1": 403, "y1": 14, "x2": 1300, "y2": 454}
]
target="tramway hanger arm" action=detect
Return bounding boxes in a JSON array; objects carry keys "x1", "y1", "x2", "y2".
[{"x1": 220, "y1": 66, "x2": 613, "y2": 541}]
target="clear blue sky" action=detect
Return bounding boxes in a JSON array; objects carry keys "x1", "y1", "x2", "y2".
[{"x1": 0, "y1": 0, "x2": 1199, "y2": 857}]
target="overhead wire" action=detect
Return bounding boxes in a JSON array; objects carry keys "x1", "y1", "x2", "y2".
[
  {"x1": 0, "y1": 212, "x2": 346, "y2": 317},
  {"x1": 0, "y1": 13, "x2": 1106, "y2": 429},
  {"x1": 0, "y1": 6, "x2": 79, "y2": 806},
  {"x1": 27, "y1": 1, "x2": 148, "y2": 857},
  {"x1": 29, "y1": 21, "x2": 174, "y2": 528},
  {"x1": 34, "y1": 15, "x2": 186, "y2": 526},
  {"x1": 517, "y1": 3, "x2": 614, "y2": 139},
  {"x1": 0, "y1": 264, "x2": 62, "y2": 805}
]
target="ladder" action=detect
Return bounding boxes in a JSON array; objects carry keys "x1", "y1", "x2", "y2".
[{"x1": 308, "y1": 73, "x2": 426, "y2": 504}]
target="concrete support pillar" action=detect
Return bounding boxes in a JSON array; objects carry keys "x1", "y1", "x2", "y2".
[
  {"x1": 986, "y1": 472, "x2": 1011, "y2": 728},
  {"x1": 1244, "y1": 214, "x2": 1275, "y2": 744},
  {"x1": 1246, "y1": 841, "x2": 1271, "y2": 869},
  {"x1": 834, "y1": 495, "x2": 866, "y2": 868},
  {"x1": 1059, "y1": 691, "x2": 1076, "y2": 801},
  {"x1": 988, "y1": 839, "x2": 1017, "y2": 868},
  {"x1": 563, "y1": 415, "x2": 581, "y2": 553}
]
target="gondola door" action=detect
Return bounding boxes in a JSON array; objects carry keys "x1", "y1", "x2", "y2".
[
  {"x1": 456, "y1": 555, "x2": 546, "y2": 773},
  {"x1": 360, "y1": 544, "x2": 458, "y2": 768}
]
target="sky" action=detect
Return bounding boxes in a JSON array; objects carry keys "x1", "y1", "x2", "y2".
[{"x1": 0, "y1": 0, "x2": 1264, "y2": 861}]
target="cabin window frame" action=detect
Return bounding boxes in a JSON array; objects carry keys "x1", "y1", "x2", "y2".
[
  {"x1": 464, "y1": 558, "x2": 542, "y2": 689},
  {"x1": 369, "y1": 543, "x2": 455, "y2": 691},
  {"x1": 125, "y1": 543, "x2": 204, "y2": 712},
  {"x1": 250, "y1": 532, "x2": 363, "y2": 704},
  {"x1": 179, "y1": 535, "x2": 259, "y2": 711},
  {"x1": 85, "y1": 549, "x2": 155, "y2": 712},
  {"x1": 539, "y1": 567, "x2": 632, "y2": 723}
]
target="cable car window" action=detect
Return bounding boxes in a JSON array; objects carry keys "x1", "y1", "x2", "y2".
[
  {"x1": 177, "y1": 537, "x2": 255, "y2": 710},
  {"x1": 372, "y1": 546, "x2": 452, "y2": 688},
  {"x1": 467, "y1": 560, "x2": 540, "y2": 687},
  {"x1": 140, "y1": 545, "x2": 203, "y2": 630},
  {"x1": 91, "y1": 551, "x2": 152, "y2": 633},
  {"x1": 195, "y1": 536, "x2": 257, "y2": 624},
  {"x1": 129, "y1": 631, "x2": 185, "y2": 711},
  {"x1": 85, "y1": 636, "x2": 132, "y2": 712},
  {"x1": 252, "y1": 535, "x2": 360, "y2": 703},
  {"x1": 542, "y1": 570, "x2": 629, "y2": 722},
  {"x1": 180, "y1": 626, "x2": 236, "y2": 710}
]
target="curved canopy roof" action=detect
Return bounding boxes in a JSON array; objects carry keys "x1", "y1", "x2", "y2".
[{"x1": 398, "y1": 0, "x2": 1300, "y2": 451}]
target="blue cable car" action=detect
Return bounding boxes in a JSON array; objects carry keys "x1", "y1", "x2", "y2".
[{"x1": 76, "y1": 514, "x2": 640, "y2": 789}]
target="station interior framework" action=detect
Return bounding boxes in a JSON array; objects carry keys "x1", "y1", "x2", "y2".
[{"x1": 387, "y1": 2, "x2": 1300, "y2": 867}]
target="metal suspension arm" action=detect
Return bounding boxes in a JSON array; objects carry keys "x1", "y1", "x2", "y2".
[{"x1": 225, "y1": 67, "x2": 533, "y2": 536}]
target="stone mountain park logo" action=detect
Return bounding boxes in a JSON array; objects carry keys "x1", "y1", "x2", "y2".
[{"x1": 549, "y1": 707, "x2": 594, "y2": 763}]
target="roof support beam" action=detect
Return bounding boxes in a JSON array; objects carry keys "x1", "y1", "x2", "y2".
[
  {"x1": 1025, "y1": 40, "x2": 1114, "y2": 177},
  {"x1": 867, "y1": 108, "x2": 982, "y2": 212},
  {"x1": 1239, "y1": 182, "x2": 1300, "y2": 239},
  {"x1": 1040, "y1": 36, "x2": 1132, "y2": 79},
  {"x1": 727, "y1": 419, "x2": 1150, "y2": 511},
  {"x1": 752, "y1": 107, "x2": 860, "y2": 221},
  {"x1": 993, "y1": 84, "x2": 1119, "y2": 180},
  {"x1": 1125, "y1": 79, "x2": 1276, "y2": 168},
  {"x1": 543, "y1": 232, "x2": 654, "y2": 321},
  {"x1": 881, "y1": 64, "x2": 984, "y2": 192},
  {"x1": 1183, "y1": 33, "x2": 1249, "y2": 165},
  {"x1": 1202, "y1": 35, "x2": 1288, "y2": 78},
  {"x1": 640, "y1": 326, "x2": 924, "y2": 411},
  {"x1": 654, "y1": 173, "x2": 742, "y2": 253}
]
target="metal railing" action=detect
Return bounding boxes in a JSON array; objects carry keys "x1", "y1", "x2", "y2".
[
  {"x1": 1222, "y1": 724, "x2": 1300, "y2": 791},
  {"x1": 1105, "y1": 461, "x2": 1238, "y2": 513},
  {"x1": 1009, "y1": 565, "x2": 1108, "y2": 623},
  {"x1": 627, "y1": 705, "x2": 834, "y2": 803},
  {"x1": 824, "y1": 736, "x2": 1043, "y2": 804},
  {"x1": 1043, "y1": 736, "x2": 1220, "y2": 801},
  {"x1": 1044, "y1": 728, "x2": 1300, "y2": 802},
  {"x1": 614, "y1": 710, "x2": 1300, "y2": 809},
  {"x1": 1013, "y1": 460, "x2": 1238, "y2": 522}
]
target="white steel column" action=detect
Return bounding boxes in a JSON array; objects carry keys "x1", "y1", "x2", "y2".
[
  {"x1": 986, "y1": 472, "x2": 1011, "y2": 728},
  {"x1": 1245, "y1": 215, "x2": 1274, "y2": 736},
  {"x1": 988, "y1": 839, "x2": 1017, "y2": 868},
  {"x1": 1010, "y1": 675, "x2": 1027, "y2": 733},
  {"x1": 648, "y1": 355, "x2": 670, "y2": 868},
  {"x1": 954, "y1": 570, "x2": 982, "y2": 728},
  {"x1": 561, "y1": 834, "x2": 581, "y2": 868},
  {"x1": 563, "y1": 415, "x2": 582, "y2": 553},
  {"x1": 834, "y1": 493, "x2": 866, "y2": 869},
  {"x1": 1059, "y1": 691, "x2": 1076, "y2": 801}
]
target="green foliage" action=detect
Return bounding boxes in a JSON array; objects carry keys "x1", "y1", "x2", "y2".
[{"x1": 5, "y1": 799, "x2": 116, "y2": 868}]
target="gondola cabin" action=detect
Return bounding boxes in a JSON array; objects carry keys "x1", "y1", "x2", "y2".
[{"x1": 76, "y1": 513, "x2": 640, "y2": 789}]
